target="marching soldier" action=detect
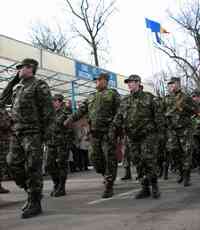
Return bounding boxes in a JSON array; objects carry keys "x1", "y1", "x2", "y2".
[
  {"x1": 46, "y1": 94, "x2": 72, "y2": 197},
  {"x1": 3, "y1": 58, "x2": 54, "y2": 218},
  {"x1": 191, "y1": 89, "x2": 200, "y2": 171},
  {"x1": 64, "y1": 73, "x2": 120, "y2": 198},
  {"x1": 0, "y1": 105, "x2": 12, "y2": 193},
  {"x1": 164, "y1": 77, "x2": 199, "y2": 186},
  {"x1": 110, "y1": 74, "x2": 165, "y2": 199}
]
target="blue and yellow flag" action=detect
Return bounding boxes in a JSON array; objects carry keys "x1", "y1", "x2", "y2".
[{"x1": 145, "y1": 18, "x2": 169, "y2": 44}]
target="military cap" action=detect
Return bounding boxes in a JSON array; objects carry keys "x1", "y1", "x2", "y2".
[
  {"x1": 167, "y1": 77, "x2": 180, "y2": 84},
  {"x1": 93, "y1": 72, "x2": 110, "y2": 81},
  {"x1": 16, "y1": 58, "x2": 39, "y2": 71},
  {"x1": 124, "y1": 74, "x2": 141, "y2": 83},
  {"x1": 191, "y1": 89, "x2": 200, "y2": 97},
  {"x1": 52, "y1": 94, "x2": 64, "y2": 101}
]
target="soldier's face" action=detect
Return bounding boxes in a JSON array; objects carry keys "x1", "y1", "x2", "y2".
[
  {"x1": 96, "y1": 78, "x2": 107, "y2": 90},
  {"x1": 53, "y1": 100, "x2": 62, "y2": 110},
  {"x1": 65, "y1": 99, "x2": 72, "y2": 108},
  {"x1": 18, "y1": 65, "x2": 34, "y2": 79},
  {"x1": 168, "y1": 82, "x2": 178, "y2": 93},
  {"x1": 127, "y1": 80, "x2": 140, "y2": 92},
  {"x1": 192, "y1": 96, "x2": 200, "y2": 103}
]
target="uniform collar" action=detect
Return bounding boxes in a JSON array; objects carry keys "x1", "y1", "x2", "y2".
[
  {"x1": 131, "y1": 89, "x2": 142, "y2": 97},
  {"x1": 20, "y1": 76, "x2": 35, "y2": 85}
]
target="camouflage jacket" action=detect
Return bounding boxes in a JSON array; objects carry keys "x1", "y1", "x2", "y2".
[
  {"x1": 0, "y1": 107, "x2": 12, "y2": 140},
  {"x1": 112, "y1": 90, "x2": 165, "y2": 139},
  {"x1": 192, "y1": 102, "x2": 200, "y2": 136},
  {"x1": 71, "y1": 88, "x2": 120, "y2": 134},
  {"x1": 164, "y1": 90, "x2": 198, "y2": 130},
  {"x1": 11, "y1": 76, "x2": 55, "y2": 138},
  {"x1": 47, "y1": 105, "x2": 74, "y2": 146}
]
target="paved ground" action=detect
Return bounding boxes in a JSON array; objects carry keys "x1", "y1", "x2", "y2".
[{"x1": 1, "y1": 167, "x2": 200, "y2": 230}]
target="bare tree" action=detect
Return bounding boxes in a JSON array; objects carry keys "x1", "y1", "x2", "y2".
[
  {"x1": 65, "y1": 0, "x2": 116, "y2": 66},
  {"x1": 30, "y1": 22, "x2": 73, "y2": 57},
  {"x1": 156, "y1": 0, "x2": 200, "y2": 89}
]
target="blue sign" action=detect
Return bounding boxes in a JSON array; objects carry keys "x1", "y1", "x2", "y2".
[{"x1": 75, "y1": 61, "x2": 117, "y2": 88}]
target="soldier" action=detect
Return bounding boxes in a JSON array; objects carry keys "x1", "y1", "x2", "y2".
[
  {"x1": 4, "y1": 58, "x2": 54, "y2": 218},
  {"x1": 154, "y1": 96, "x2": 168, "y2": 180},
  {"x1": 0, "y1": 105, "x2": 12, "y2": 193},
  {"x1": 110, "y1": 74, "x2": 165, "y2": 199},
  {"x1": 164, "y1": 77, "x2": 199, "y2": 187},
  {"x1": 46, "y1": 94, "x2": 72, "y2": 197},
  {"x1": 191, "y1": 89, "x2": 200, "y2": 171},
  {"x1": 64, "y1": 73, "x2": 120, "y2": 198}
]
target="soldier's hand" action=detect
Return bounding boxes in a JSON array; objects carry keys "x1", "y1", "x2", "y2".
[{"x1": 64, "y1": 118, "x2": 73, "y2": 127}]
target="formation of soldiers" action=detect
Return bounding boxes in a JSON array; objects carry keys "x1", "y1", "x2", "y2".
[{"x1": 0, "y1": 58, "x2": 200, "y2": 219}]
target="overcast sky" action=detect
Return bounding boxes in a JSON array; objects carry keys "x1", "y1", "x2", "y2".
[{"x1": 0, "y1": 0, "x2": 186, "y2": 80}]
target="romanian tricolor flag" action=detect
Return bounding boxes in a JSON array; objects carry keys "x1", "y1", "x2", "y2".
[{"x1": 145, "y1": 18, "x2": 169, "y2": 44}]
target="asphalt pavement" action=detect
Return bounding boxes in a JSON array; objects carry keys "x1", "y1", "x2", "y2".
[{"x1": 1, "y1": 167, "x2": 200, "y2": 230}]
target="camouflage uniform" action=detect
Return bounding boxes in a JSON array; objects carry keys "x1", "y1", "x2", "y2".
[
  {"x1": 164, "y1": 79, "x2": 198, "y2": 186},
  {"x1": 111, "y1": 75, "x2": 165, "y2": 199},
  {"x1": 4, "y1": 58, "x2": 54, "y2": 218},
  {"x1": 46, "y1": 94, "x2": 73, "y2": 197},
  {"x1": 65, "y1": 73, "x2": 120, "y2": 198},
  {"x1": 0, "y1": 106, "x2": 12, "y2": 193},
  {"x1": 192, "y1": 111, "x2": 200, "y2": 169},
  {"x1": 191, "y1": 90, "x2": 200, "y2": 170}
]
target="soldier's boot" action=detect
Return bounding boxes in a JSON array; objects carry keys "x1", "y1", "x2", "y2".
[
  {"x1": 163, "y1": 162, "x2": 169, "y2": 180},
  {"x1": 0, "y1": 183, "x2": 10, "y2": 194},
  {"x1": 151, "y1": 177, "x2": 161, "y2": 199},
  {"x1": 158, "y1": 167, "x2": 163, "y2": 178},
  {"x1": 54, "y1": 176, "x2": 66, "y2": 197},
  {"x1": 197, "y1": 166, "x2": 200, "y2": 175},
  {"x1": 21, "y1": 193, "x2": 42, "y2": 219},
  {"x1": 157, "y1": 161, "x2": 163, "y2": 178},
  {"x1": 135, "y1": 177, "x2": 151, "y2": 199},
  {"x1": 21, "y1": 192, "x2": 31, "y2": 211},
  {"x1": 50, "y1": 176, "x2": 59, "y2": 197},
  {"x1": 102, "y1": 177, "x2": 114, "y2": 199},
  {"x1": 177, "y1": 169, "x2": 183, "y2": 184},
  {"x1": 121, "y1": 167, "x2": 132, "y2": 180},
  {"x1": 183, "y1": 170, "x2": 191, "y2": 187}
]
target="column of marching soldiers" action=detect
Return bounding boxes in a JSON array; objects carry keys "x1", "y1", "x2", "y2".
[{"x1": 0, "y1": 58, "x2": 200, "y2": 219}]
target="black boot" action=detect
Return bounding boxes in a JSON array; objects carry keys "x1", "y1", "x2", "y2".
[
  {"x1": 102, "y1": 177, "x2": 114, "y2": 198},
  {"x1": 121, "y1": 167, "x2": 132, "y2": 180},
  {"x1": 183, "y1": 170, "x2": 191, "y2": 187},
  {"x1": 177, "y1": 168, "x2": 183, "y2": 183},
  {"x1": 21, "y1": 193, "x2": 42, "y2": 219},
  {"x1": 50, "y1": 175, "x2": 59, "y2": 197},
  {"x1": 0, "y1": 184, "x2": 10, "y2": 194},
  {"x1": 135, "y1": 177, "x2": 151, "y2": 199},
  {"x1": 54, "y1": 176, "x2": 66, "y2": 197},
  {"x1": 158, "y1": 162, "x2": 163, "y2": 178},
  {"x1": 163, "y1": 162, "x2": 169, "y2": 180},
  {"x1": 21, "y1": 192, "x2": 30, "y2": 211},
  {"x1": 151, "y1": 177, "x2": 161, "y2": 199},
  {"x1": 50, "y1": 181, "x2": 59, "y2": 197}
]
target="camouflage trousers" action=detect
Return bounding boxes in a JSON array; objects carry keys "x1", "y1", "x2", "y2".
[
  {"x1": 166, "y1": 128, "x2": 193, "y2": 172},
  {"x1": 192, "y1": 135, "x2": 200, "y2": 168},
  {"x1": 90, "y1": 133, "x2": 118, "y2": 182},
  {"x1": 128, "y1": 133, "x2": 158, "y2": 181},
  {"x1": 7, "y1": 133, "x2": 43, "y2": 195},
  {"x1": 0, "y1": 139, "x2": 10, "y2": 182},
  {"x1": 46, "y1": 143, "x2": 69, "y2": 182},
  {"x1": 122, "y1": 138, "x2": 131, "y2": 168}
]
